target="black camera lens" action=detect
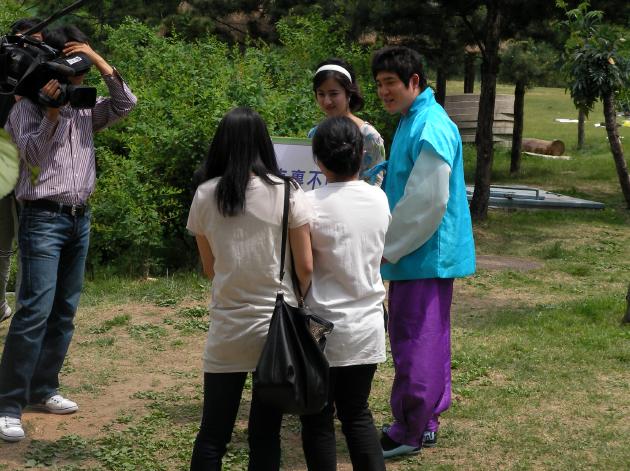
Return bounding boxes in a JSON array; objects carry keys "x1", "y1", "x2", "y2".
[{"x1": 67, "y1": 85, "x2": 96, "y2": 108}]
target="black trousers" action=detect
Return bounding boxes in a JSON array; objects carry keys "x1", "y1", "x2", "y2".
[
  {"x1": 300, "y1": 364, "x2": 386, "y2": 471},
  {"x1": 190, "y1": 372, "x2": 283, "y2": 471}
]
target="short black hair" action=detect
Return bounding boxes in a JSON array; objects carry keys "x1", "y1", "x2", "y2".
[
  {"x1": 194, "y1": 107, "x2": 281, "y2": 216},
  {"x1": 44, "y1": 25, "x2": 90, "y2": 51},
  {"x1": 312, "y1": 116, "x2": 363, "y2": 178},
  {"x1": 10, "y1": 18, "x2": 43, "y2": 35},
  {"x1": 371, "y1": 46, "x2": 428, "y2": 90},
  {"x1": 313, "y1": 58, "x2": 364, "y2": 112}
]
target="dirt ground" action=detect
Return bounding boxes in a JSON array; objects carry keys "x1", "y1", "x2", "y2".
[{"x1": 0, "y1": 254, "x2": 548, "y2": 470}]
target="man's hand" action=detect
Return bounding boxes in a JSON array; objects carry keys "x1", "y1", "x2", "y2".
[
  {"x1": 41, "y1": 79, "x2": 61, "y2": 121},
  {"x1": 63, "y1": 41, "x2": 114, "y2": 76}
]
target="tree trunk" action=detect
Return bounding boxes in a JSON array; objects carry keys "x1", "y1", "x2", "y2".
[
  {"x1": 577, "y1": 109, "x2": 585, "y2": 150},
  {"x1": 622, "y1": 284, "x2": 630, "y2": 324},
  {"x1": 464, "y1": 53, "x2": 475, "y2": 93},
  {"x1": 602, "y1": 93, "x2": 630, "y2": 209},
  {"x1": 470, "y1": 2, "x2": 501, "y2": 221},
  {"x1": 436, "y1": 67, "x2": 447, "y2": 106},
  {"x1": 510, "y1": 81, "x2": 525, "y2": 174}
]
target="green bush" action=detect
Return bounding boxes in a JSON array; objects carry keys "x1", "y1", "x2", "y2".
[
  {"x1": 89, "y1": 148, "x2": 176, "y2": 274},
  {"x1": 0, "y1": 1, "x2": 29, "y2": 32},
  {"x1": 83, "y1": 15, "x2": 396, "y2": 273},
  {"x1": 0, "y1": 10, "x2": 400, "y2": 273}
]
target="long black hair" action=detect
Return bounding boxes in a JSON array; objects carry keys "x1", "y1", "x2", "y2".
[
  {"x1": 313, "y1": 58, "x2": 364, "y2": 112},
  {"x1": 194, "y1": 107, "x2": 281, "y2": 217}
]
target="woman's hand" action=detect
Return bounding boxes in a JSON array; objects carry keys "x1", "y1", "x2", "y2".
[{"x1": 195, "y1": 235, "x2": 215, "y2": 280}]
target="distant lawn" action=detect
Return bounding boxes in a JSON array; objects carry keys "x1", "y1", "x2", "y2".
[{"x1": 453, "y1": 82, "x2": 630, "y2": 210}]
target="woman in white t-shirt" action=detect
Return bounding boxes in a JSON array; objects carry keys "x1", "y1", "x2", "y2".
[
  {"x1": 301, "y1": 116, "x2": 391, "y2": 471},
  {"x1": 187, "y1": 107, "x2": 313, "y2": 471}
]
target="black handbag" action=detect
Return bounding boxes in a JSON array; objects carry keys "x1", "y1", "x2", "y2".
[{"x1": 253, "y1": 179, "x2": 333, "y2": 415}]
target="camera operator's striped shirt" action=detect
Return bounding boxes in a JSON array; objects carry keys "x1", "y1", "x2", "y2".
[{"x1": 5, "y1": 70, "x2": 137, "y2": 205}]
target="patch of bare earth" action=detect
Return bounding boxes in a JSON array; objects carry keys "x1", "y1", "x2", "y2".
[
  {"x1": 476, "y1": 255, "x2": 543, "y2": 272},
  {"x1": 0, "y1": 302, "x2": 206, "y2": 469},
  {"x1": 0, "y1": 296, "x2": 447, "y2": 470},
  {"x1": 451, "y1": 254, "x2": 548, "y2": 315},
  {"x1": 2, "y1": 246, "x2": 625, "y2": 469},
  {"x1": 0, "y1": 301, "x2": 371, "y2": 470}
]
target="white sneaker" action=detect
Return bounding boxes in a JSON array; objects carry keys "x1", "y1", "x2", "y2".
[
  {"x1": 0, "y1": 416, "x2": 25, "y2": 442},
  {"x1": 37, "y1": 395, "x2": 79, "y2": 414},
  {"x1": 0, "y1": 301, "x2": 11, "y2": 323}
]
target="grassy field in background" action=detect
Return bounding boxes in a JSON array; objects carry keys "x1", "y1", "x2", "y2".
[
  {"x1": 460, "y1": 82, "x2": 630, "y2": 200},
  {"x1": 0, "y1": 84, "x2": 628, "y2": 470}
]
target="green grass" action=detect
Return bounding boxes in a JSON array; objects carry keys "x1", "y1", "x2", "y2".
[
  {"x1": 458, "y1": 83, "x2": 630, "y2": 212},
  {"x1": 0, "y1": 84, "x2": 629, "y2": 470},
  {"x1": 445, "y1": 296, "x2": 629, "y2": 470},
  {"x1": 79, "y1": 270, "x2": 210, "y2": 308}
]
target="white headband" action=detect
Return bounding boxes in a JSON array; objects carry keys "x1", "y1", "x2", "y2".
[{"x1": 315, "y1": 64, "x2": 352, "y2": 83}]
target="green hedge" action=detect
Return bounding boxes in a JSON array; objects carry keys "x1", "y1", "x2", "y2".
[{"x1": 90, "y1": 15, "x2": 395, "y2": 273}]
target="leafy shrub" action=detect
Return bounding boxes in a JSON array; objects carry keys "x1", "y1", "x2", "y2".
[
  {"x1": 85, "y1": 16, "x2": 397, "y2": 272},
  {"x1": 3, "y1": 11, "x2": 400, "y2": 273},
  {"x1": 89, "y1": 148, "x2": 174, "y2": 274},
  {"x1": 0, "y1": 1, "x2": 29, "y2": 32}
]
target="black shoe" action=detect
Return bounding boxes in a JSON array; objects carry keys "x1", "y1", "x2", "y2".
[
  {"x1": 382, "y1": 424, "x2": 437, "y2": 448},
  {"x1": 422, "y1": 431, "x2": 437, "y2": 447}
]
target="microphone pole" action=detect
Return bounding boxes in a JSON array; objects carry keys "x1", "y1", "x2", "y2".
[{"x1": 22, "y1": 0, "x2": 89, "y2": 37}]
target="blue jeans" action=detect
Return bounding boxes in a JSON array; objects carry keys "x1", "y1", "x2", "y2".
[{"x1": 0, "y1": 205, "x2": 90, "y2": 418}]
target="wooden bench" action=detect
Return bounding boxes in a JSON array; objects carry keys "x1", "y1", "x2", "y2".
[{"x1": 444, "y1": 94, "x2": 514, "y2": 147}]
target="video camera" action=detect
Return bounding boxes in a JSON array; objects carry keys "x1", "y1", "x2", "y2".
[{"x1": 0, "y1": 0, "x2": 96, "y2": 109}]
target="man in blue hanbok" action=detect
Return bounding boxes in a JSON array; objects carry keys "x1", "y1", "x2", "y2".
[{"x1": 371, "y1": 46, "x2": 475, "y2": 459}]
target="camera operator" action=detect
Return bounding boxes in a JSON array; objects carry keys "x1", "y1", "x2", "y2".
[
  {"x1": 1, "y1": 18, "x2": 45, "y2": 324},
  {"x1": 0, "y1": 25, "x2": 137, "y2": 443}
]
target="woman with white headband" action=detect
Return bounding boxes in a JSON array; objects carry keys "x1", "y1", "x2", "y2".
[{"x1": 309, "y1": 58, "x2": 385, "y2": 186}]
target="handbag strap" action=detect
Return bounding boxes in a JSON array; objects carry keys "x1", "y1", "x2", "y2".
[{"x1": 279, "y1": 178, "x2": 290, "y2": 282}]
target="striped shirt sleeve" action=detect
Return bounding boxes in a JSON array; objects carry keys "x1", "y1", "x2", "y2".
[
  {"x1": 92, "y1": 70, "x2": 138, "y2": 132},
  {"x1": 6, "y1": 100, "x2": 70, "y2": 167}
]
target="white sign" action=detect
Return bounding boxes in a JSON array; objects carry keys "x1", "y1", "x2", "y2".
[{"x1": 272, "y1": 138, "x2": 326, "y2": 191}]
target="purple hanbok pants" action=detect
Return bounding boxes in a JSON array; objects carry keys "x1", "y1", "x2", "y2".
[{"x1": 386, "y1": 278, "x2": 453, "y2": 447}]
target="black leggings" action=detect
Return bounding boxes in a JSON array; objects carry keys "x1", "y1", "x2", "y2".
[
  {"x1": 190, "y1": 372, "x2": 283, "y2": 471},
  {"x1": 300, "y1": 364, "x2": 386, "y2": 471}
]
